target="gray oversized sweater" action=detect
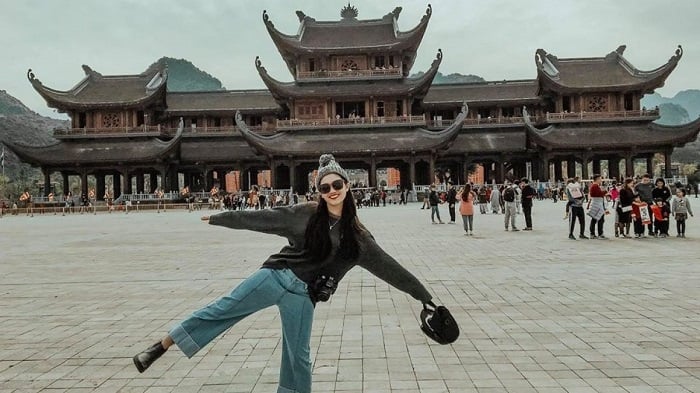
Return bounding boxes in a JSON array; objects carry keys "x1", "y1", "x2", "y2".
[{"x1": 208, "y1": 202, "x2": 432, "y2": 303}]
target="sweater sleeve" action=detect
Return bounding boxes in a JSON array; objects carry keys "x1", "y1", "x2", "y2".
[
  {"x1": 208, "y1": 202, "x2": 316, "y2": 238},
  {"x1": 358, "y1": 234, "x2": 433, "y2": 303}
]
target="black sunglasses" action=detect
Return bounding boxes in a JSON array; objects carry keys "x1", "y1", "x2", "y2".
[{"x1": 319, "y1": 179, "x2": 345, "y2": 194}]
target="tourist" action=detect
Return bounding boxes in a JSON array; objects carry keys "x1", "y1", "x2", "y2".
[
  {"x1": 446, "y1": 182, "x2": 457, "y2": 224},
  {"x1": 458, "y1": 184, "x2": 476, "y2": 235},
  {"x1": 587, "y1": 174, "x2": 609, "y2": 239},
  {"x1": 671, "y1": 188, "x2": 693, "y2": 238},
  {"x1": 477, "y1": 186, "x2": 488, "y2": 214},
  {"x1": 132, "y1": 154, "x2": 441, "y2": 393},
  {"x1": 520, "y1": 178, "x2": 536, "y2": 230},
  {"x1": 63, "y1": 190, "x2": 74, "y2": 215},
  {"x1": 19, "y1": 188, "x2": 33, "y2": 217},
  {"x1": 566, "y1": 178, "x2": 587, "y2": 240},
  {"x1": 616, "y1": 178, "x2": 635, "y2": 238},
  {"x1": 155, "y1": 188, "x2": 165, "y2": 213},
  {"x1": 513, "y1": 179, "x2": 522, "y2": 214},
  {"x1": 634, "y1": 174, "x2": 655, "y2": 236},
  {"x1": 652, "y1": 177, "x2": 672, "y2": 204},
  {"x1": 490, "y1": 185, "x2": 501, "y2": 214},
  {"x1": 502, "y1": 182, "x2": 518, "y2": 231},
  {"x1": 650, "y1": 198, "x2": 670, "y2": 237},
  {"x1": 104, "y1": 190, "x2": 114, "y2": 213},
  {"x1": 631, "y1": 194, "x2": 651, "y2": 238},
  {"x1": 428, "y1": 185, "x2": 444, "y2": 224}
]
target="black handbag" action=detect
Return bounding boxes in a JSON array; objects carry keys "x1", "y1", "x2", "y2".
[{"x1": 420, "y1": 301, "x2": 459, "y2": 345}]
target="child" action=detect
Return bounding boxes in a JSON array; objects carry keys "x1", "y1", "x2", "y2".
[
  {"x1": 650, "y1": 198, "x2": 670, "y2": 237},
  {"x1": 671, "y1": 188, "x2": 694, "y2": 238},
  {"x1": 631, "y1": 194, "x2": 651, "y2": 238}
]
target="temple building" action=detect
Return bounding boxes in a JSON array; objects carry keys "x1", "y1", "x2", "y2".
[{"x1": 8, "y1": 4, "x2": 700, "y2": 199}]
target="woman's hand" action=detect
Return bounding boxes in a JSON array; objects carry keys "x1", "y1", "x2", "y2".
[{"x1": 201, "y1": 216, "x2": 210, "y2": 221}]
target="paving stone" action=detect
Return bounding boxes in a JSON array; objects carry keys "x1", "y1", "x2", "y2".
[{"x1": 1, "y1": 200, "x2": 698, "y2": 392}]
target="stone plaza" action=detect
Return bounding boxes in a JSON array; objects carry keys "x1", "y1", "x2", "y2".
[{"x1": 0, "y1": 199, "x2": 698, "y2": 393}]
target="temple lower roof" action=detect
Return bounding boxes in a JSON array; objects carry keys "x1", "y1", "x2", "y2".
[
  {"x1": 165, "y1": 90, "x2": 280, "y2": 115},
  {"x1": 424, "y1": 80, "x2": 542, "y2": 108}
]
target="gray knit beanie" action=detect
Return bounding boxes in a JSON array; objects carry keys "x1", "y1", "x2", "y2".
[{"x1": 316, "y1": 154, "x2": 349, "y2": 189}]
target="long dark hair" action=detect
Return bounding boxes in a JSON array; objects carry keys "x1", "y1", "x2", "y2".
[
  {"x1": 304, "y1": 192, "x2": 361, "y2": 261},
  {"x1": 461, "y1": 184, "x2": 472, "y2": 201}
]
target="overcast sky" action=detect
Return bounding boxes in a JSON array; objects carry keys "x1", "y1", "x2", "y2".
[{"x1": 2, "y1": 0, "x2": 699, "y2": 118}]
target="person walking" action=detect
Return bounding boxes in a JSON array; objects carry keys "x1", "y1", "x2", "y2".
[
  {"x1": 428, "y1": 185, "x2": 444, "y2": 224},
  {"x1": 634, "y1": 174, "x2": 655, "y2": 237},
  {"x1": 616, "y1": 178, "x2": 635, "y2": 238},
  {"x1": 132, "y1": 154, "x2": 441, "y2": 393},
  {"x1": 502, "y1": 182, "x2": 518, "y2": 231},
  {"x1": 566, "y1": 178, "x2": 587, "y2": 240},
  {"x1": 446, "y1": 182, "x2": 457, "y2": 224},
  {"x1": 520, "y1": 178, "x2": 536, "y2": 230},
  {"x1": 490, "y1": 186, "x2": 501, "y2": 214}
]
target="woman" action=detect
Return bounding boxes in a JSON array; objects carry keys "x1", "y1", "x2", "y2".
[
  {"x1": 617, "y1": 178, "x2": 635, "y2": 238},
  {"x1": 132, "y1": 154, "x2": 436, "y2": 393},
  {"x1": 459, "y1": 184, "x2": 476, "y2": 235}
]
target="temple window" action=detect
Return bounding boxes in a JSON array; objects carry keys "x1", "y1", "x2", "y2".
[
  {"x1": 587, "y1": 96, "x2": 607, "y2": 112},
  {"x1": 341, "y1": 59, "x2": 358, "y2": 71},
  {"x1": 137, "y1": 111, "x2": 145, "y2": 126},
  {"x1": 396, "y1": 100, "x2": 403, "y2": 116},
  {"x1": 309, "y1": 58, "x2": 316, "y2": 72},
  {"x1": 376, "y1": 101, "x2": 385, "y2": 117},
  {"x1": 389, "y1": 56, "x2": 395, "y2": 67},
  {"x1": 624, "y1": 93, "x2": 634, "y2": 110},
  {"x1": 102, "y1": 112, "x2": 120, "y2": 128},
  {"x1": 477, "y1": 107, "x2": 492, "y2": 119},
  {"x1": 78, "y1": 112, "x2": 87, "y2": 128},
  {"x1": 335, "y1": 101, "x2": 365, "y2": 118},
  {"x1": 502, "y1": 107, "x2": 515, "y2": 117}
]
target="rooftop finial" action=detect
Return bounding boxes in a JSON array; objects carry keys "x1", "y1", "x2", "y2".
[{"x1": 341, "y1": 2, "x2": 358, "y2": 20}]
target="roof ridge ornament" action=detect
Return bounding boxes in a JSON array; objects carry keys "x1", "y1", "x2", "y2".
[
  {"x1": 81, "y1": 65, "x2": 102, "y2": 78},
  {"x1": 672, "y1": 44, "x2": 683, "y2": 60},
  {"x1": 340, "y1": 3, "x2": 358, "y2": 20},
  {"x1": 295, "y1": 10, "x2": 306, "y2": 22},
  {"x1": 27, "y1": 68, "x2": 35, "y2": 81}
]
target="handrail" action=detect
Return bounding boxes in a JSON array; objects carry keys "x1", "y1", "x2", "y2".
[
  {"x1": 277, "y1": 115, "x2": 426, "y2": 129},
  {"x1": 546, "y1": 109, "x2": 659, "y2": 122},
  {"x1": 54, "y1": 125, "x2": 164, "y2": 136},
  {"x1": 428, "y1": 116, "x2": 529, "y2": 128},
  {"x1": 297, "y1": 67, "x2": 402, "y2": 80}
]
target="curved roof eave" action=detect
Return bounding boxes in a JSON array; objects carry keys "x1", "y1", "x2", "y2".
[
  {"x1": 4, "y1": 124, "x2": 182, "y2": 166},
  {"x1": 535, "y1": 45, "x2": 683, "y2": 93},
  {"x1": 234, "y1": 103, "x2": 468, "y2": 156},
  {"x1": 27, "y1": 66, "x2": 168, "y2": 110}
]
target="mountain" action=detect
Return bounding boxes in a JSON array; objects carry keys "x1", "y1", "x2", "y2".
[
  {"x1": 0, "y1": 90, "x2": 68, "y2": 197},
  {"x1": 642, "y1": 90, "x2": 700, "y2": 163},
  {"x1": 411, "y1": 71, "x2": 485, "y2": 84},
  {"x1": 151, "y1": 57, "x2": 225, "y2": 91}
]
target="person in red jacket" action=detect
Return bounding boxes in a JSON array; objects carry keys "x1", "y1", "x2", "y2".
[
  {"x1": 587, "y1": 174, "x2": 609, "y2": 239},
  {"x1": 631, "y1": 194, "x2": 651, "y2": 238},
  {"x1": 650, "y1": 198, "x2": 670, "y2": 237}
]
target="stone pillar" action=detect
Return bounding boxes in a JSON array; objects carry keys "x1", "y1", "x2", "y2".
[
  {"x1": 553, "y1": 160, "x2": 563, "y2": 182},
  {"x1": 43, "y1": 168, "x2": 51, "y2": 197},
  {"x1": 646, "y1": 156, "x2": 654, "y2": 176},
  {"x1": 495, "y1": 160, "x2": 504, "y2": 184},
  {"x1": 592, "y1": 159, "x2": 601, "y2": 176},
  {"x1": 160, "y1": 168, "x2": 169, "y2": 192},
  {"x1": 625, "y1": 154, "x2": 634, "y2": 178},
  {"x1": 62, "y1": 172, "x2": 70, "y2": 195},
  {"x1": 219, "y1": 170, "x2": 227, "y2": 191},
  {"x1": 567, "y1": 158, "x2": 576, "y2": 179},
  {"x1": 269, "y1": 163, "x2": 277, "y2": 189},
  {"x1": 81, "y1": 171, "x2": 89, "y2": 197},
  {"x1": 113, "y1": 174, "x2": 121, "y2": 198},
  {"x1": 538, "y1": 153, "x2": 549, "y2": 182},
  {"x1": 409, "y1": 156, "x2": 416, "y2": 188},
  {"x1": 136, "y1": 173, "x2": 145, "y2": 194},
  {"x1": 429, "y1": 154, "x2": 436, "y2": 185},
  {"x1": 608, "y1": 157, "x2": 620, "y2": 181},
  {"x1": 169, "y1": 167, "x2": 179, "y2": 192},
  {"x1": 96, "y1": 174, "x2": 105, "y2": 201},
  {"x1": 664, "y1": 150, "x2": 672, "y2": 178},
  {"x1": 369, "y1": 156, "x2": 377, "y2": 188},
  {"x1": 150, "y1": 173, "x2": 158, "y2": 192},
  {"x1": 483, "y1": 162, "x2": 492, "y2": 184},
  {"x1": 123, "y1": 169, "x2": 132, "y2": 195},
  {"x1": 462, "y1": 159, "x2": 470, "y2": 185},
  {"x1": 205, "y1": 168, "x2": 214, "y2": 190},
  {"x1": 289, "y1": 163, "x2": 296, "y2": 192}
]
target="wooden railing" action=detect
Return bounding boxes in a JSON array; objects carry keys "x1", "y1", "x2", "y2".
[
  {"x1": 54, "y1": 125, "x2": 164, "y2": 136},
  {"x1": 545, "y1": 109, "x2": 660, "y2": 122},
  {"x1": 297, "y1": 67, "x2": 402, "y2": 80},
  {"x1": 428, "y1": 116, "x2": 529, "y2": 128},
  {"x1": 277, "y1": 115, "x2": 426, "y2": 130}
]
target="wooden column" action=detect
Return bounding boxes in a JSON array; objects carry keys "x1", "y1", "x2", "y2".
[
  {"x1": 369, "y1": 156, "x2": 377, "y2": 188},
  {"x1": 409, "y1": 155, "x2": 416, "y2": 188},
  {"x1": 81, "y1": 171, "x2": 88, "y2": 197},
  {"x1": 62, "y1": 172, "x2": 70, "y2": 195},
  {"x1": 646, "y1": 156, "x2": 654, "y2": 176},
  {"x1": 289, "y1": 161, "x2": 296, "y2": 192},
  {"x1": 495, "y1": 160, "x2": 505, "y2": 184},
  {"x1": 608, "y1": 157, "x2": 620, "y2": 181},
  {"x1": 96, "y1": 174, "x2": 105, "y2": 201},
  {"x1": 113, "y1": 174, "x2": 121, "y2": 198},
  {"x1": 136, "y1": 173, "x2": 145, "y2": 194},
  {"x1": 428, "y1": 154, "x2": 435, "y2": 185},
  {"x1": 664, "y1": 150, "x2": 673, "y2": 178},
  {"x1": 592, "y1": 159, "x2": 601, "y2": 176},
  {"x1": 624, "y1": 154, "x2": 634, "y2": 178},
  {"x1": 150, "y1": 173, "x2": 158, "y2": 192},
  {"x1": 567, "y1": 158, "x2": 576, "y2": 179}
]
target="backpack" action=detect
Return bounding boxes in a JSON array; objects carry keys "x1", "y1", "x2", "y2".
[{"x1": 503, "y1": 187, "x2": 515, "y2": 202}]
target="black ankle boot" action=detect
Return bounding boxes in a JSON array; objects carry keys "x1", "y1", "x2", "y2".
[{"x1": 133, "y1": 341, "x2": 166, "y2": 373}]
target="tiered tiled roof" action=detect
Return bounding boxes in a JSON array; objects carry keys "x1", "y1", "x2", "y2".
[
  {"x1": 234, "y1": 103, "x2": 467, "y2": 156},
  {"x1": 27, "y1": 64, "x2": 167, "y2": 111},
  {"x1": 424, "y1": 80, "x2": 542, "y2": 108},
  {"x1": 536, "y1": 45, "x2": 683, "y2": 94},
  {"x1": 257, "y1": 49, "x2": 442, "y2": 104},
  {"x1": 6, "y1": 125, "x2": 182, "y2": 166},
  {"x1": 263, "y1": 4, "x2": 432, "y2": 76},
  {"x1": 165, "y1": 90, "x2": 280, "y2": 116},
  {"x1": 523, "y1": 107, "x2": 700, "y2": 149}
]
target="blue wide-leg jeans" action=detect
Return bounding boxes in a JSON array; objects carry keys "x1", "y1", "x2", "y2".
[{"x1": 169, "y1": 268, "x2": 314, "y2": 393}]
